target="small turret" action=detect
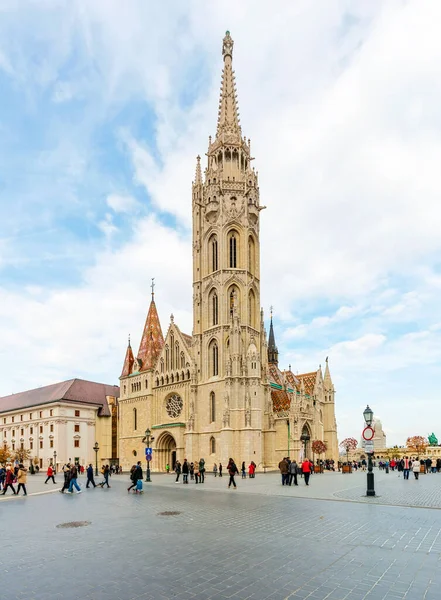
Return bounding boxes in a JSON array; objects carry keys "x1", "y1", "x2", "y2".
[{"x1": 267, "y1": 307, "x2": 279, "y2": 365}]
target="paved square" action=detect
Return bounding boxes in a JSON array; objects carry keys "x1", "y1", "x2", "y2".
[{"x1": 2, "y1": 470, "x2": 441, "y2": 600}]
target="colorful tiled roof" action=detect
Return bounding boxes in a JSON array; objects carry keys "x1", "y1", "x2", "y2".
[
  {"x1": 137, "y1": 299, "x2": 164, "y2": 371},
  {"x1": 271, "y1": 388, "x2": 290, "y2": 413},
  {"x1": 120, "y1": 341, "x2": 134, "y2": 378},
  {"x1": 296, "y1": 371, "x2": 317, "y2": 396},
  {"x1": 283, "y1": 369, "x2": 299, "y2": 388},
  {"x1": 0, "y1": 379, "x2": 119, "y2": 416}
]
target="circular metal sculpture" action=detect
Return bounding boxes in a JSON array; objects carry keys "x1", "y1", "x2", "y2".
[{"x1": 166, "y1": 394, "x2": 183, "y2": 418}]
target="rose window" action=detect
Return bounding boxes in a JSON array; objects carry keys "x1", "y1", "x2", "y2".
[{"x1": 166, "y1": 394, "x2": 183, "y2": 418}]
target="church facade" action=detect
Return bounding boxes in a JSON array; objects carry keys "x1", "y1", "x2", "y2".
[{"x1": 118, "y1": 32, "x2": 338, "y2": 471}]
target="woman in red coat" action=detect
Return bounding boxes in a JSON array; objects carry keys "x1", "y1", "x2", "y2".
[
  {"x1": 301, "y1": 459, "x2": 311, "y2": 486},
  {"x1": 45, "y1": 464, "x2": 56, "y2": 484}
]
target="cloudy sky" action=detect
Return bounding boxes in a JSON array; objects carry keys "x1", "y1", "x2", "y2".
[{"x1": 1, "y1": 1, "x2": 440, "y2": 446}]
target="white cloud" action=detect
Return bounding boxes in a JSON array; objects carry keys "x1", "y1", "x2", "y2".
[
  {"x1": 106, "y1": 193, "x2": 140, "y2": 214},
  {"x1": 98, "y1": 213, "x2": 118, "y2": 238}
]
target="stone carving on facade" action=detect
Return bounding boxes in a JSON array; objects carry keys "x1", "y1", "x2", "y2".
[
  {"x1": 222, "y1": 391, "x2": 230, "y2": 428},
  {"x1": 245, "y1": 392, "x2": 251, "y2": 427},
  {"x1": 224, "y1": 195, "x2": 244, "y2": 220}
]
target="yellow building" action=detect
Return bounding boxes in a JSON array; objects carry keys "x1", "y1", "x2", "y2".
[{"x1": 118, "y1": 32, "x2": 339, "y2": 472}]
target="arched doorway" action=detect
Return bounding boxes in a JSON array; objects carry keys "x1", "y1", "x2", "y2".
[
  {"x1": 156, "y1": 432, "x2": 177, "y2": 472},
  {"x1": 300, "y1": 423, "x2": 312, "y2": 460}
]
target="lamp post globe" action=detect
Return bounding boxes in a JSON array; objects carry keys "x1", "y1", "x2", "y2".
[
  {"x1": 363, "y1": 405, "x2": 373, "y2": 426},
  {"x1": 363, "y1": 406, "x2": 376, "y2": 497},
  {"x1": 93, "y1": 442, "x2": 99, "y2": 477}
]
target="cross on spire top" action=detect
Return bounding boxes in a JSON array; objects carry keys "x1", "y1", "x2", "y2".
[{"x1": 151, "y1": 277, "x2": 155, "y2": 300}]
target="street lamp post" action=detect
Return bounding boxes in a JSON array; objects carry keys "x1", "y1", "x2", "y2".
[
  {"x1": 363, "y1": 405, "x2": 375, "y2": 497},
  {"x1": 144, "y1": 428, "x2": 153, "y2": 482},
  {"x1": 93, "y1": 442, "x2": 99, "y2": 477},
  {"x1": 53, "y1": 451, "x2": 57, "y2": 474},
  {"x1": 300, "y1": 433, "x2": 310, "y2": 460}
]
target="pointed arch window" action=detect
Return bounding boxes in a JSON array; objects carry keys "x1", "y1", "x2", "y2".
[
  {"x1": 165, "y1": 346, "x2": 170, "y2": 371},
  {"x1": 210, "y1": 235, "x2": 218, "y2": 272},
  {"x1": 210, "y1": 392, "x2": 216, "y2": 423},
  {"x1": 210, "y1": 436, "x2": 216, "y2": 454},
  {"x1": 210, "y1": 341, "x2": 219, "y2": 376},
  {"x1": 181, "y1": 352, "x2": 185, "y2": 369},
  {"x1": 248, "y1": 290, "x2": 256, "y2": 328},
  {"x1": 175, "y1": 343, "x2": 180, "y2": 369},
  {"x1": 133, "y1": 408, "x2": 137, "y2": 431},
  {"x1": 160, "y1": 358, "x2": 164, "y2": 373},
  {"x1": 170, "y1": 335, "x2": 174, "y2": 368},
  {"x1": 212, "y1": 291, "x2": 218, "y2": 326},
  {"x1": 229, "y1": 232, "x2": 237, "y2": 268},
  {"x1": 248, "y1": 236, "x2": 255, "y2": 274}
]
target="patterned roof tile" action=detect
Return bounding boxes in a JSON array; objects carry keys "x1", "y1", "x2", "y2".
[{"x1": 137, "y1": 299, "x2": 164, "y2": 371}]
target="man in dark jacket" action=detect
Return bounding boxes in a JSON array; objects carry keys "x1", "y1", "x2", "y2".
[
  {"x1": 60, "y1": 464, "x2": 71, "y2": 493},
  {"x1": 278, "y1": 458, "x2": 289, "y2": 486},
  {"x1": 128, "y1": 462, "x2": 143, "y2": 492},
  {"x1": 288, "y1": 460, "x2": 298, "y2": 486},
  {"x1": 182, "y1": 459, "x2": 189, "y2": 484},
  {"x1": 68, "y1": 464, "x2": 81, "y2": 494},
  {"x1": 86, "y1": 464, "x2": 96, "y2": 488}
]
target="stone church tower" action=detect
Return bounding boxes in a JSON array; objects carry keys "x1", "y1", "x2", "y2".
[
  {"x1": 117, "y1": 32, "x2": 339, "y2": 471},
  {"x1": 189, "y1": 30, "x2": 269, "y2": 466}
]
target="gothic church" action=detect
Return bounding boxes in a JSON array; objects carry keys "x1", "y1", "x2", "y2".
[{"x1": 118, "y1": 32, "x2": 338, "y2": 471}]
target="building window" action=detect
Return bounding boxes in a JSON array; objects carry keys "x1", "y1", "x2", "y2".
[
  {"x1": 20, "y1": 442, "x2": 24, "y2": 450},
  {"x1": 11, "y1": 416, "x2": 14, "y2": 423},
  {"x1": 212, "y1": 291, "x2": 218, "y2": 326},
  {"x1": 160, "y1": 358, "x2": 164, "y2": 373},
  {"x1": 12, "y1": 430, "x2": 15, "y2": 438},
  {"x1": 3, "y1": 418, "x2": 5, "y2": 424},
  {"x1": 50, "y1": 440, "x2": 54, "y2": 448},
  {"x1": 248, "y1": 236, "x2": 255, "y2": 274},
  {"x1": 39, "y1": 411, "x2": 42, "y2": 418},
  {"x1": 39, "y1": 426, "x2": 43, "y2": 434},
  {"x1": 165, "y1": 346, "x2": 170, "y2": 371},
  {"x1": 228, "y1": 232, "x2": 237, "y2": 268},
  {"x1": 30, "y1": 441, "x2": 33, "y2": 450},
  {"x1": 30, "y1": 427, "x2": 33, "y2": 435},
  {"x1": 248, "y1": 290, "x2": 256, "y2": 328},
  {"x1": 210, "y1": 436, "x2": 216, "y2": 454},
  {"x1": 210, "y1": 235, "x2": 218, "y2": 272},
  {"x1": 211, "y1": 341, "x2": 219, "y2": 376},
  {"x1": 210, "y1": 392, "x2": 216, "y2": 422},
  {"x1": 39, "y1": 440, "x2": 43, "y2": 449},
  {"x1": 20, "y1": 415, "x2": 23, "y2": 421},
  {"x1": 20, "y1": 428, "x2": 24, "y2": 436},
  {"x1": 75, "y1": 410, "x2": 80, "y2": 417},
  {"x1": 50, "y1": 409, "x2": 53, "y2": 416},
  {"x1": 74, "y1": 440, "x2": 80, "y2": 448},
  {"x1": 3, "y1": 431, "x2": 6, "y2": 438},
  {"x1": 181, "y1": 352, "x2": 185, "y2": 369},
  {"x1": 29, "y1": 413, "x2": 32, "y2": 420},
  {"x1": 124, "y1": 385, "x2": 126, "y2": 395},
  {"x1": 12, "y1": 443, "x2": 15, "y2": 451},
  {"x1": 50, "y1": 424, "x2": 54, "y2": 433},
  {"x1": 145, "y1": 379, "x2": 148, "y2": 390},
  {"x1": 133, "y1": 408, "x2": 137, "y2": 431},
  {"x1": 74, "y1": 424, "x2": 80, "y2": 433}
]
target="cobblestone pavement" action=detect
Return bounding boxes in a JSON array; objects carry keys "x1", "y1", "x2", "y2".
[
  {"x1": 140, "y1": 468, "x2": 441, "y2": 509},
  {"x1": 3, "y1": 475, "x2": 441, "y2": 600}
]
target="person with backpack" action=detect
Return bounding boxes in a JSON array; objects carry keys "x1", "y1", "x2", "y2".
[
  {"x1": 67, "y1": 464, "x2": 82, "y2": 494},
  {"x1": 86, "y1": 464, "x2": 96, "y2": 488},
  {"x1": 227, "y1": 458, "x2": 238, "y2": 489},
  {"x1": 16, "y1": 464, "x2": 28, "y2": 496},
  {"x1": 128, "y1": 462, "x2": 143, "y2": 492},
  {"x1": 45, "y1": 464, "x2": 56, "y2": 485},
  {"x1": 175, "y1": 460, "x2": 182, "y2": 483},
  {"x1": 198, "y1": 458, "x2": 205, "y2": 483},
  {"x1": 99, "y1": 464, "x2": 111, "y2": 488},
  {"x1": 1, "y1": 467, "x2": 16, "y2": 495}
]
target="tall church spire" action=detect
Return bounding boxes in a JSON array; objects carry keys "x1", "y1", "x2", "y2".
[
  {"x1": 267, "y1": 308, "x2": 279, "y2": 365},
  {"x1": 194, "y1": 155, "x2": 202, "y2": 185},
  {"x1": 137, "y1": 290, "x2": 164, "y2": 372},
  {"x1": 324, "y1": 356, "x2": 334, "y2": 391},
  {"x1": 120, "y1": 335, "x2": 134, "y2": 377},
  {"x1": 216, "y1": 31, "x2": 241, "y2": 139}
]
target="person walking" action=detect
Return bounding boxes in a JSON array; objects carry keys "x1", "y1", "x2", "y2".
[
  {"x1": 1, "y1": 467, "x2": 16, "y2": 495},
  {"x1": 219, "y1": 463, "x2": 223, "y2": 478},
  {"x1": 0, "y1": 466, "x2": 5, "y2": 491},
  {"x1": 302, "y1": 458, "x2": 311, "y2": 486},
  {"x1": 190, "y1": 462, "x2": 195, "y2": 480},
  {"x1": 99, "y1": 464, "x2": 111, "y2": 488},
  {"x1": 128, "y1": 462, "x2": 143, "y2": 492},
  {"x1": 86, "y1": 464, "x2": 96, "y2": 488},
  {"x1": 227, "y1": 458, "x2": 238, "y2": 489},
  {"x1": 59, "y1": 464, "x2": 71, "y2": 493},
  {"x1": 67, "y1": 464, "x2": 82, "y2": 494},
  {"x1": 175, "y1": 460, "x2": 182, "y2": 483},
  {"x1": 182, "y1": 459, "x2": 189, "y2": 484},
  {"x1": 45, "y1": 464, "x2": 56, "y2": 485},
  {"x1": 278, "y1": 457, "x2": 289, "y2": 486},
  {"x1": 289, "y1": 459, "x2": 298, "y2": 486},
  {"x1": 402, "y1": 457, "x2": 410, "y2": 480},
  {"x1": 241, "y1": 461, "x2": 246, "y2": 479},
  {"x1": 166, "y1": 463, "x2": 170, "y2": 474},
  {"x1": 199, "y1": 458, "x2": 205, "y2": 483},
  {"x1": 412, "y1": 457, "x2": 420, "y2": 480},
  {"x1": 213, "y1": 463, "x2": 218, "y2": 477},
  {"x1": 248, "y1": 462, "x2": 255, "y2": 479},
  {"x1": 16, "y1": 464, "x2": 28, "y2": 496}
]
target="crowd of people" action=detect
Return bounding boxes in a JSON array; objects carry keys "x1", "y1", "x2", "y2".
[
  {"x1": 278, "y1": 457, "x2": 314, "y2": 486},
  {"x1": 0, "y1": 464, "x2": 28, "y2": 495}
]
